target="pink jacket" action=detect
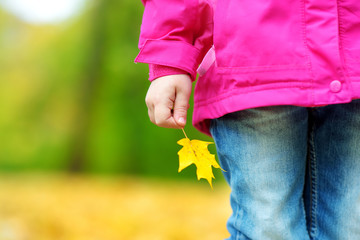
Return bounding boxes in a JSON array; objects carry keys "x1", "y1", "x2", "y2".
[{"x1": 135, "y1": 0, "x2": 360, "y2": 136}]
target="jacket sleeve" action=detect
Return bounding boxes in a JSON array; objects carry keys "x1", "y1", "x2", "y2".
[{"x1": 135, "y1": 0, "x2": 214, "y2": 81}]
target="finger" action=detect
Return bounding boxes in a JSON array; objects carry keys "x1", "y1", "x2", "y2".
[
  {"x1": 145, "y1": 96, "x2": 155, "y2": 124},
  {"x1": 148, "y1": 108, "x2": 155, "y2": 124},
  {"x1": 173, "y1": 87, "x2": 191, "y2": 128},
  {"x1": 153, "y1": 103, "x2": 179, "y2": 128}
]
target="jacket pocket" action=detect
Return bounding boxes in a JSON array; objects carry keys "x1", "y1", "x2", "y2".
[{"x1": 213, "y1": 0, "x2": 309, "y2": 74}]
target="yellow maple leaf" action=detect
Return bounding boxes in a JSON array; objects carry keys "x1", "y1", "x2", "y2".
[{"x1": 177, "y1": 132, "x2": 223, "y2": 188}]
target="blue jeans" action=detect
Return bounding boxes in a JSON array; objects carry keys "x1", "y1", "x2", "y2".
[{"x1": 210, "y1": 100, "x2": 360, "y2": 240}]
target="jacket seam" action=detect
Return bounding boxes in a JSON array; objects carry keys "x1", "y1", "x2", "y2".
[
  {"x1": 300, "y1": 0, "x2": 315, "y2": 105},
  {"x1": 195, "y1": 83, "x2": 309, "y2": 107},
  {"x1": 336, "y1": 0, "x2": 355, "y2": 93},
  {"x1": 216, "y1": 65, "x2": 308, "y2": 72}
]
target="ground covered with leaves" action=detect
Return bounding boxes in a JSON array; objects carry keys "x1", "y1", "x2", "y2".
[{"x1": 0, "y1": 174, "x2": 231, "y2": 240}]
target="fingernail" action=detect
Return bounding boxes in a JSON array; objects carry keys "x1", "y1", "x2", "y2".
[{"x1": 178, "y1": 117, "x2": 185, "y2": 125}]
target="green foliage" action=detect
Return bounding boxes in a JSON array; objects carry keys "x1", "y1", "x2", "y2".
[{"x1": 0, "y1": 0, "x2": 217, "y2": 180}]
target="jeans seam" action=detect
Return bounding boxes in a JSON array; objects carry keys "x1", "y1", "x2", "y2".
[
  {"x1": 234, "y1": 203, "x2": 242, "y2": 240},
  {"x1": 308, "y1": 119, "x2": 318, "y2": 239}
]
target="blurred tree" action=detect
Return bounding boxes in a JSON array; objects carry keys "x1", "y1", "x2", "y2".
[{"x1": 68, "y1": 0, "x2": 107, "y2": 172}]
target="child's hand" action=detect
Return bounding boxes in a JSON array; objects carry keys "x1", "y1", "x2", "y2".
[{"x1": 145, "y1": 74, "x2": 192, "y2": 128}]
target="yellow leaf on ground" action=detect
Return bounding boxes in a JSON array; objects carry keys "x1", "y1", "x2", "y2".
[{"x1": 177, "y1": 138, "x2": 222, "y2": 188}]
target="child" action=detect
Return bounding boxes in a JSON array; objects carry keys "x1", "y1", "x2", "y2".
[{"x1": 135, "y1": 0, "x2": 360, "y2": 239}]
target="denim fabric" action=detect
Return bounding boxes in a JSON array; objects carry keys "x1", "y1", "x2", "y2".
[{"x1": 210, "y1": 100, "x2": 360, "y2": 240}]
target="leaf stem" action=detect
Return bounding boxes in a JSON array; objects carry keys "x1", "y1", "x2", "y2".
[{"x1": 181, "y1": 128, "x2": 189, "y2": 139}]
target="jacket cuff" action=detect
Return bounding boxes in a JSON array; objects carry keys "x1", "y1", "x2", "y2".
[
  {"x1": 135, "y1": 39, "x2": 200, "y2": 81},
  {"x1": 149, "y1": 64, "x2": 189, "y2": 81}
]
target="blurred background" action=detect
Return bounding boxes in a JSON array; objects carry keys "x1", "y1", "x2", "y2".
[{"x1": 0, "y1": 0, "x2": 230, "y2": 239}]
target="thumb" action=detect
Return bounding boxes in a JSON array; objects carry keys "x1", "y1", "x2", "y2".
[{"x1": 173, "y1": 87, "x2": 190, "y2": 128}]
